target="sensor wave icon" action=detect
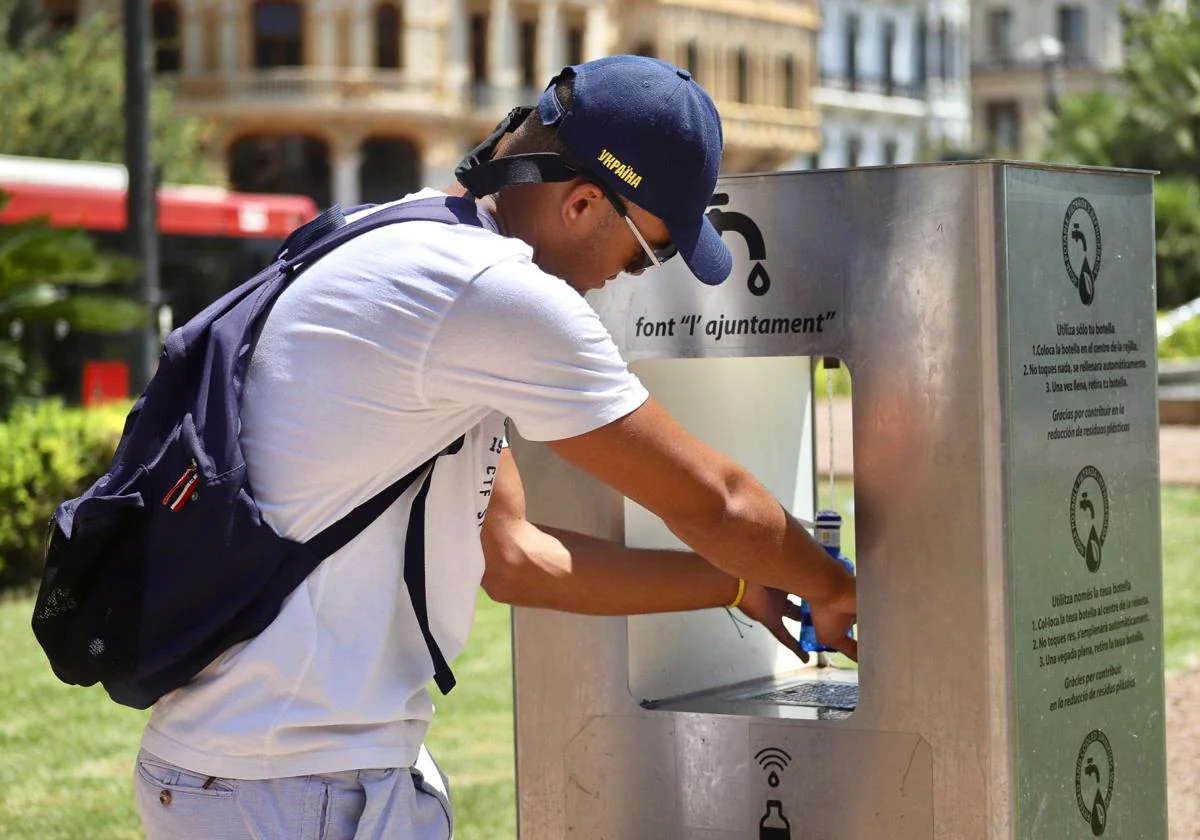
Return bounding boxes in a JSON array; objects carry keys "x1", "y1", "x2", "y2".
[{"x1": 755, "y1": 747, "x2": 792, "y2": 788}]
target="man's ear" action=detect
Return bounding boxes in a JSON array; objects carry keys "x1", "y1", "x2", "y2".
[{"x1": 561, "y1": 179, "x2": 606, "y2": 230}]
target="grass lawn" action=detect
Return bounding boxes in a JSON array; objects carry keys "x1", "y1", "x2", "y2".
[
  {"x1": 0, "y1": 591, "x2": 516, "y2": 840},
  {"x1": 1162, "y1": 485, "x2": 1200, "y2": 672},
  {"x1": 1, "y1": 485, "x2": 1197, "y2": 838}
]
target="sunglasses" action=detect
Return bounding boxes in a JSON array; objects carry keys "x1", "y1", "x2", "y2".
[
  {"x1": 621, "y1": 214, "x2": 677, "y2": 274},
  {"x1": 573, "y1": 168, "x2": 677, "y2": 274}
]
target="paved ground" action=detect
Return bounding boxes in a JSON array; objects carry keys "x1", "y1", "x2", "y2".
[
  {"x1": 1167, "y1": 669, "x2": 1200, "y2": 839},
  {"x1": 815, "y1": 397, "x2": 1200, "y2": 485},
  {"x1": 816, "y1": 397, "x2": 1200, "y2": 837}
]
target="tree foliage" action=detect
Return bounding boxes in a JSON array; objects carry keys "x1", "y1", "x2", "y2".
[
  {"x1": 1045, "y1": 9, "x2": 1200, "y2": 309},
  {"x1": 0, "y1": 9, "x2": 216, "y2": 184},
  {"x1": 0, "y1": 191, "x2": 146, "y2": 416}
]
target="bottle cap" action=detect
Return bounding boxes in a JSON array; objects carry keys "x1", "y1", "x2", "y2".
[{"x1": 815, "y1": 509, "x2": 842, "y2": 549}]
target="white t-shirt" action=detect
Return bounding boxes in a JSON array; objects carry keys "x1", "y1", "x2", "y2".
[{"x1": 140, "y1": 191, "x2": 648, "y2": 779}]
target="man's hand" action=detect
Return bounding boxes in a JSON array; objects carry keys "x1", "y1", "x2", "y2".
[
  {"x1": 805, "y1": 585, "x2": 858, "y2": 662},
  {"x1": 738, "y1": 581, "x2": 858, "y2": 664},
  {"x1": 738, "y1": 583, "x2": 808, "y2": 662}
]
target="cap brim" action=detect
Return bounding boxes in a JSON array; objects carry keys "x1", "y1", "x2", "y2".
[{"x1": 668, "y1": 212, "x2": 733, "y2": 286}]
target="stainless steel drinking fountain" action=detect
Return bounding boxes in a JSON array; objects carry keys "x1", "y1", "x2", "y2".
[{"x1": 507, "y1": 162, "x2": 1166, "y2": 839}]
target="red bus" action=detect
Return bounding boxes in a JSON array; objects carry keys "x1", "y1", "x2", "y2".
[{"x1": 0, "y1": 154, "x2": 318, "y2": 402}]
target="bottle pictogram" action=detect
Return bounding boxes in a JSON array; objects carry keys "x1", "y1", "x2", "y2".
[{"x1": 759, "y1": 799, "x2": 791, "y2": 839}]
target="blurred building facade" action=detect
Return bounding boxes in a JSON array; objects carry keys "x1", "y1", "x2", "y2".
[
  {"x1": 810, "y1": 0, "x2": 972, "y2": 169},
  {"x1": 969, "y1": 0, "x2": 1186, "y2": 158},
  {"x1": 73, "y1": 0, "x2": 821, "y2": 208},
  {"x1": 610, "y1": 0, "x2": 822, "y2": 173}
]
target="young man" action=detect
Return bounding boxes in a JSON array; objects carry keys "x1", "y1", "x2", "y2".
[{"x1": 133, "y1": 55, "x2": 856, "y2": 839}]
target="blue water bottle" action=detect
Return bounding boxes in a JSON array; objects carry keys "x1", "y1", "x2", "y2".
[{"x1": 798, "y1": 509, "x2": 855, "y2": 655}]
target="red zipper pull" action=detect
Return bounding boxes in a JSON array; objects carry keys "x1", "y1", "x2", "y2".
[{"x1": 162, "y1": 460, "x2": 201, "y2": 511}]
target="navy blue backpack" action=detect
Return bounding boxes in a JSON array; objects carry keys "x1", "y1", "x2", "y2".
[{"x1": 31, "y1": 196, "x2": 496, "y2": 709}]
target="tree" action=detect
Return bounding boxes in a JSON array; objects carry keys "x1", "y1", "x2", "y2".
[
  {"x1": 1044, "y1": 9, "x2": 1200, "y2": 309},
  {"x1": 0, "y1": 12, "x2": 216, "y2": 184},
  {"x1": 0, "y1": 191, "x2": 146, "y2": 416}
]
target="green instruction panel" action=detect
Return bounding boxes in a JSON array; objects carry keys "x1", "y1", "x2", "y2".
[{"x1": 1004, "y1": 167, "x2": 1166, "y2": 839}]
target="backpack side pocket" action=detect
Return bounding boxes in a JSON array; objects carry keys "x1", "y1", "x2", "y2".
[{"x1": 32, "y1": 486, "x2": 148, "y2": 688}]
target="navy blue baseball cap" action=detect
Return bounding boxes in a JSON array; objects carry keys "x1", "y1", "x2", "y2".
[{"x1": 538, "y1": 55, "x2": 732, "y2": 286}]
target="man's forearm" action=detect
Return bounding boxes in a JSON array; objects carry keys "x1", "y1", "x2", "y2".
[
  {"x1": 482, "y1": 519, "x2": 740, "y2": 615},
  {"x1": 546, "y1": 400, "x2": 855, "y2": 609},
  {"x1": 670, "y1": 493, "x2": 850, "y2": 606}
]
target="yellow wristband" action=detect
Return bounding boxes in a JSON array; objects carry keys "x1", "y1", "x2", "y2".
[{"x1": 727, "y1": 578, "x2": 746, "y2": 609}]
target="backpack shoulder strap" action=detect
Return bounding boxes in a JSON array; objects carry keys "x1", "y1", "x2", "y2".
[
  {"x1": 283, "y1": 197, "x2": 492, "y2": 695},
  {"x1": 273, "y1": 204, "x2": 348, "y2": 260},
  {"x1": 303, "y1": 435, "x2": 464, "y2": 695},
  {"x1": 281, "y1": 196, "x2": 499, "y2": 275}
]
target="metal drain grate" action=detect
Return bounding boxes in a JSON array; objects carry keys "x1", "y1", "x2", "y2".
[{"x1": 744, "y1": 681, "x2": 858, "y2": 710}]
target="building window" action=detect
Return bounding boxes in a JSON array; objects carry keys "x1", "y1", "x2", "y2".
[
  {"x1": 44, "y1": 0, "x2": 78, "y2": 32},
  {"x1": 986, "y1": 100, "x2": 1021, "y2": 152},
  {"x1": 846, "y1": 136, "x2": 862, "y2": 168},
  {"x1": 566, "y1": 25, "x2": 584, "y2": 66},
  {"x1": 987, "y1": 8, "x2": 1014, "y2": 63},
  {"x1": 882, "y1": 19, "x2": 895, "y2": 95},
  {"x1": 937, "y1": 18, "x2": 949, "y2": 81},
  {"x1": 685, "y1": 40, "x2": 699, "y2": 79},
  {"x1": 469, "y1": 13, "x2": 487, "y2": 83},
  {"x1": 1058, "y1": 5, "x2": 1086, "y2": 62},
  {"x1": 375, "y1": 2, "x2": 401, "y2": 69},
  {"x1": 735, "y1": 47, "x2": 749, "y2": 103},
  {"x1": 253, "y1": 0, "x2": 303, "y2": 68},
  {"x1": 151, "y1": 1, "x2": 181, "y2": 72},
  {"x1": 230, "y1": 135, "x2": 331, "y2": 209},
  {"x1": 845, "y1": 13, "x2": 859, "y2": 91},
  {"x1": 202, "y1": 7, "x2": 219, "y2": 70},
  {"x1": 360, "y1": 137, "x2": 420, "y2": 204},
  {"x1": 914, "y1": 12, "x2": 927, "y2": 88},
  {"x1": 781, "y1": 53, "x2": 796, "y2": 108},
  {"x1": 883, "y1": 138, "x2": 899, "y2": 165},
  {"x1": 519, "y1": 19, "x2": 537, "y2": 87}
]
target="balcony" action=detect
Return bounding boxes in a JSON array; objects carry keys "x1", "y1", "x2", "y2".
[
  {"x1": 170, "y1": 68, "x2": 465, "y2": 117},
  {"x1": 470, "y1": 84, "x2": 541, "y2": 110},
  {"x1": 716, "y1": 102, "x2": 821, "y2": 167},
  {"x1": 820, "y1": 73, "x2": 928, "y2": 101},
  {"x1": 816, "y1": 74, "x2": 931, "y2": 118},
  {"x1": 973, "y1": 52, "x2": 1103, "y2": 75}
]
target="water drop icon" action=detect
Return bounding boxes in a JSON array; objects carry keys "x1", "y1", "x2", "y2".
[
  {"x1": 1086, "y1": 526, "x2": 1102, "y2": 573},
  {"x1": 1091, "y1": 788, "x2": 1107, "y2": 836},
  {"x1": 755, "y1": 747, "x2": 791, "y2": 788},
  {"x1": 748, "y1": 262, "x2": 771, "y2": 297}
]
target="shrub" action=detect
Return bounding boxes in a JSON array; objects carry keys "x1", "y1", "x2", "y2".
[
  {"x1": 0, "y1": 399, "x2": 128, "y2": 590},
  {"x1": 814, "y1": 360, "x2": 852, "y2": 397},
  {"x1": 1160, "y1": 317, "x2": 1200, "y2": 360}
]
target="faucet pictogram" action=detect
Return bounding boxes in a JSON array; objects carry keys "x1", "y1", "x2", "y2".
[{"x1": 707, "y1": 193, "x2": 770, "y2": 296}]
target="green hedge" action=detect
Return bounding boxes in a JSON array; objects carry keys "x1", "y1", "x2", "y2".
[
  {"x1": 1160, "y1": 318, "x2": 1200, "y2": 360},
  {"x1": 0, "y1": 400, "x2": 128, "y2": 590},
  {"x1": 814, "y1": 361, "x2": 852, "y2": 397}
]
